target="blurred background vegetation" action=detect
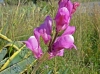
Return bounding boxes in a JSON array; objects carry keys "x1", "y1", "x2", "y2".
[
  {"x1": 0, "y1": 0, "x2": 100, "y2": 74},
  {"x1": 2, "y1": 0, "x2": 49, "y2": 5},
  {"x1": 1, "y1": 0, "x2": 100, "y2": 5},
  {"x1": 4, "y1": 0, "x2": 32, "y2": 5}
]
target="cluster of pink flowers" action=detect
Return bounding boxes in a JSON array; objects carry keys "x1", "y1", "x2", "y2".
[{"x1": 24, "y1": 0, "x2": 80, "y2": 59}]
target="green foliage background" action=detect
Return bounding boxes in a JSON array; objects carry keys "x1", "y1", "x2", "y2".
[
  {"x1": 0, "y1": 0, "x2": 100, "y2": 74},
  {"x1": 4, "y1": 0, "x2": 32, "y2": 5}
]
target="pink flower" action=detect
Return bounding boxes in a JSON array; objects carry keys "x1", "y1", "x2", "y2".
[
  {"x1": 54, "y1": 26, "x2": 76, "y2": 50},
  {"x1": 58, "y1": 0, "x2": 80, "y2": 14},
  {"x1": 49, "y1": 49, "x2": 64, "y2": 59},
  {"x1": 24, "y1": 36, "x2": 43, "y2": 59},
  {"x1": 71, "y1": 2, "x2": 80, "y2": 14},
  {"x1": 53, "y1": 35, "x2": 76, "y2": 51},
  {"x1": 23, "y1": 0, "x2": 79, "y2": 59},
  {"x1": 54, "y1": 7, "x2": 70, "y2": 32},
  {"x1": 62, "y1": 25, "x2": 75, "y2": 35},
  {"x1": 49, "y1": 26, "x2": 76, "y2": 58},
  {"x1": 58, "y1": 0, "x2": 73, "y2": 14},
  {"x1": 55, "y1": 0, "x2": 79, "y2": 32},
  {"x1": 34, "y1": 16, "x2": 52, "y2": 44}
]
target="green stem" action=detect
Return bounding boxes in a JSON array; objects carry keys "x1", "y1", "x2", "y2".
[
  {"x1": 48, "y1": 32, "x2": 58, "y2": 52},
  {"x1": 54, "y1": 57, "x2": 57, "y2": 74},
  {"x1": 52, "y1": 32, "x2": 58, "y2": 44},
  {"x1": 31, "y1": 52, "x2": 49, "y2": 74},
  {"x1": 0, "y1": 33, "x2": 12, "y2": 42}
]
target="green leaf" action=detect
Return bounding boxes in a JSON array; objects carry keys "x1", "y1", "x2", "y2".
[
  {"x1": 0, "y1": 48, "x2": 7, "y2": 61},
  {"x1": 48, "y1": 70, "x2": 53, "y2": 74},
  {"x1": 8, "y1": 47, "x2": 30, "y2": 67},
  {"x1": 0, "y1": 55, "x2": 35, "y2": 74},
  {"x1": 0, "y1": 58, "x2": 8, "y2": 68},
  {"x1": 63, "y1": 68, "x2": 69, "y2": 74}
]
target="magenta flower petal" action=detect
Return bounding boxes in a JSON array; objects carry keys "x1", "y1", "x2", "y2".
[
  {"x1": 53, "y1": 35, "x2": 75, "y2": 51},
  {"x1": 67, "y1": 0, "x2": 73, "y2": 14},
  {"x1": 34, "y1": 28, "x2": 41, "y2": 44},
  {"x1": 49, "y1": 25, "x2": 76, "y2": 58},
  {"x1": 71, "y1": 2, "x2": 80, "y2": 14},
  {"x1": 56, "y1": 49, "x2": 64, "y2": 56},
  {"x1": 58, "y1": 0, "x2": 80, "y2": 15},
  {"x1": 62, "y1": 26, "x2": 75, "y2": 35},
  {"x1": 34, "y1": 46, "x2": 43, "y2": 59},
  {"x1": 54, "y1": 7, "x2": 70, "y2": 32},
  {"x1": 58, "y1": 0, "x2": 73, "y2": 14},
  {"x1": 49, "y1": 49, "x2": 64, "y2": 59},
  {"x1": 24, "y1": 36, "x2": 43, "y2": 59},
  {"x1": 34, "y1": 16, "x2": 52, "y2": 44},
  {"x1": 24, "y1": 36, "x2": 38, "y2": 51}
]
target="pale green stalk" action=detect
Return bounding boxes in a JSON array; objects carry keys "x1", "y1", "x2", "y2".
[
  {"x1": 31, "y1": 52, "x2": 49, "y2": 74},
  {"x1": 0, "y1": 45, "x2": 25, "y2": 71},
  {"x1": 0, "y1": 33, "x2": 12, "y2": 42}
]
